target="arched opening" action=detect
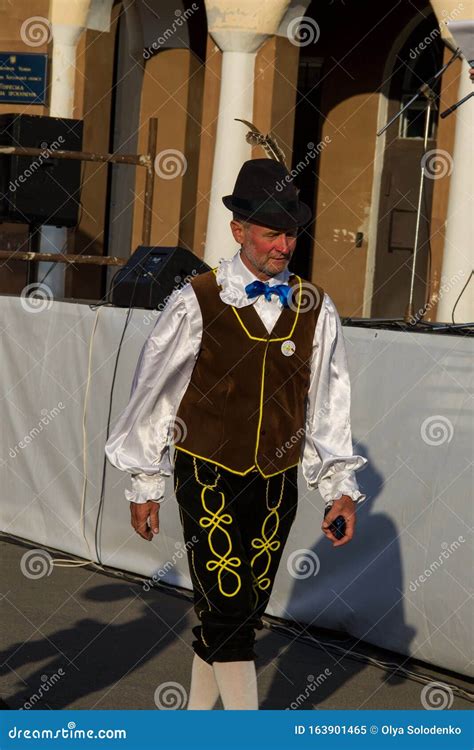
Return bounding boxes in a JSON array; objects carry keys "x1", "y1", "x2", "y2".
[{"x1": 371, "y1": 13, "x2": 443, "y2": 318}]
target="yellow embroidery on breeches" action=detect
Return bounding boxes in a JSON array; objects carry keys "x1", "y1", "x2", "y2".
[
  {"x1": 193, "y1": 456, "x2": 220, "y2": 489},
  {"x1": 250, "y1": 474, "x2": 286, "y2": 593},
  {"x1": 199, "y1": 486, "x2": 242, "y2": 597},
  {"x1": 192, "y1": 457, "x2": 242, "y2": 598},
  {"x1": 250, "y1": 510, "x2": 281, "y2": 592},
  {"x1": 191, "y1": 458, "x2": 288, "y2": 604}
]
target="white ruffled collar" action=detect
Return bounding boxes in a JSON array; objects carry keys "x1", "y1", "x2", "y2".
[{"x1": 215, "y1": 251, "x2": 291, "y2": 308}]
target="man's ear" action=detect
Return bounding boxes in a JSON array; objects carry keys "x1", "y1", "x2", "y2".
[{"x1": 230, "y1": 220, "x2": 245, "y2": 245}]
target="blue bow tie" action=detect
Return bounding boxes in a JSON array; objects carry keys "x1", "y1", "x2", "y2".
[{"x1": 245, "y1": 280, "x2": 291, "y2": 308}]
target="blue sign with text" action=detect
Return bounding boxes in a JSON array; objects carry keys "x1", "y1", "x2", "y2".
[{"x1": 0, "y1": 52, "x2": 47, "y2": 105}]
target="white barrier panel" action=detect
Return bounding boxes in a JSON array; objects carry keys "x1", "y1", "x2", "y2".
[{"x1": 0, "y1": 296, "x2": 471, "y2": 677}]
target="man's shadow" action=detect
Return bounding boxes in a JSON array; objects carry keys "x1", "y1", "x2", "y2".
[
  {"x1": 257, "y1": 445, "x2": 417, "y2": 708},
  {"x1": 1, "y1": 582, "x2": 189, "y2": 709}
]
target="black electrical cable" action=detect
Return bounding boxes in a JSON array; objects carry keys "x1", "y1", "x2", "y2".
[
  {"x1": 451, "y1": 270, "x2": 473, "y2": 325},
  {"x1": 93, "y1": 273, "x2": 141, "y2": 565}
]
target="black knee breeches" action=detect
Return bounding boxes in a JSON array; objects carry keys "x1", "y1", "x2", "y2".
[{"x1": 173, "y1": 449, "x2": 299, "y2": 664}]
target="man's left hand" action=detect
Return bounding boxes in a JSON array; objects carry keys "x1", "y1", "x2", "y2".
[{"x1": 322, "y1": 495, "x2": 356, "y2": 547}]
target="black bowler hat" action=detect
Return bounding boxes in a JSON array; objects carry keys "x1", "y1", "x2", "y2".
[{"x1": 222, "y1": 159, "x2": 312, "y2": 230}]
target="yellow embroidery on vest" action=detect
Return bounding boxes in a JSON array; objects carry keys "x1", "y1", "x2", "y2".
[
  {"x1": 174, "y1": 445, "x2": 298, "y2": 479},
  {"x1": 181, "y1": 272, "x2": 307, "y2": 477},
  {"x1": 229, "y1": 276, "x2": 303, "y2": 342},
  {"x1": 250, "y1": 474, "x2": 286, "y2": 591},
  {"x1": 251, "y1": 283, "x2": 302, "y2": 470},
  {"x1": 254, "y1": 343, "x2": 270, "y2": 463},
  {"x1": 176, "y1": 445, "x2": 258, "y2": 475}
]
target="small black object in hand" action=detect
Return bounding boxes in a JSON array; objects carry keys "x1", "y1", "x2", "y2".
[{"x1": 324, "y1": 505, "x2": 346, "y2": 540}]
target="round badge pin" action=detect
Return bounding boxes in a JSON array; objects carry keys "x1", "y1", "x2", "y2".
[{"x1": 281, "y1": 340, "x2": 296, "y2": 357}]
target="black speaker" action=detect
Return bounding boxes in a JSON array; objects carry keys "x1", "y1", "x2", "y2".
[
  {"x1": 110, "y1": 246, "x2": 211, "y2": 309},
  {"x1": 0, "y1": 114, "x2": 83, "y2": 227}
]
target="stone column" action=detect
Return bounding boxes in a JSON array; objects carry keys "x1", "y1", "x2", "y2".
[
  {"x1": 203, "y1": 0, "x2": 292, "y2": 266},
  {"x1": 429, "y1": 3, "x2": 474, "y2": 322},
  {"x1": 436, "y1": 56, "x2": 473, "y2": 323}
]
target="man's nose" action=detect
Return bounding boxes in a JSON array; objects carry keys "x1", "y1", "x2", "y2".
[{"x1": 276, "y1": 234, "x2": 291, "y2": 253}]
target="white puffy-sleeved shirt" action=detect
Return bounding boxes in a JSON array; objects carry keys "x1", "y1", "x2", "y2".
[{"x1": 105, "y1": 250, "x2": 368, "y2": 506}]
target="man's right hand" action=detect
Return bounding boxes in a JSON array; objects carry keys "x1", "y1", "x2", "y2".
[{"x1": 130, "y1": 500, "x2": 160, "y2": 541}]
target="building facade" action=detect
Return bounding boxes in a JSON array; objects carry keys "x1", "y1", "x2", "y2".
[{"x1": 0, "y1": 0, "x2": 471, "y2": 322}]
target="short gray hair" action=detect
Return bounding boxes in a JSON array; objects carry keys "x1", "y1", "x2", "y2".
[{"x1": 232, "y1": 213, "x2": 251, "y2": 227}]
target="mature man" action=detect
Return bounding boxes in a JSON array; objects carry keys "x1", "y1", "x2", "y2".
[{"x1": 105, "y1": 158, "x2": 367, "y2": 710}]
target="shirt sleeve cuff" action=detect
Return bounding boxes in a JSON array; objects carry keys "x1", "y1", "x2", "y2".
[
  {"x1": 125, "y1": 473, "x2": 167, "y2": 504},
  {"x1": 307, "y1": 457, "x2": 368, "y2": 506}
]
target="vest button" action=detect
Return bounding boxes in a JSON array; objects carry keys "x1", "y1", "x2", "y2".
[{"x1": 261, "y1": 429, "x2": 266, "y2": 436}]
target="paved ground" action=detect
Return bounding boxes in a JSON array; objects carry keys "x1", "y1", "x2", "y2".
[{"x1": 1, "y1": 536, "x2": 472, "y2": 711}]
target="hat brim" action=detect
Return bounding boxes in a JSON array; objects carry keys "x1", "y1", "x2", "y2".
[{"x1": 222, "y1": 195, "x2": 312, "y2": 230}]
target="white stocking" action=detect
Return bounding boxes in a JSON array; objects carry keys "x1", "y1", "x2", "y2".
[
  {"x1": 213, "y1": 659, "x2": 259, "y2": 710},
  {"x1": 187, "y1": 653, "x2": 220, "y2": 710}
]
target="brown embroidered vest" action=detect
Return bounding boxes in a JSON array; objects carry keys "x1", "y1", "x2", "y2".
[{"x1": 174, "y1": 270, "x2": 324, "y2": 476}]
